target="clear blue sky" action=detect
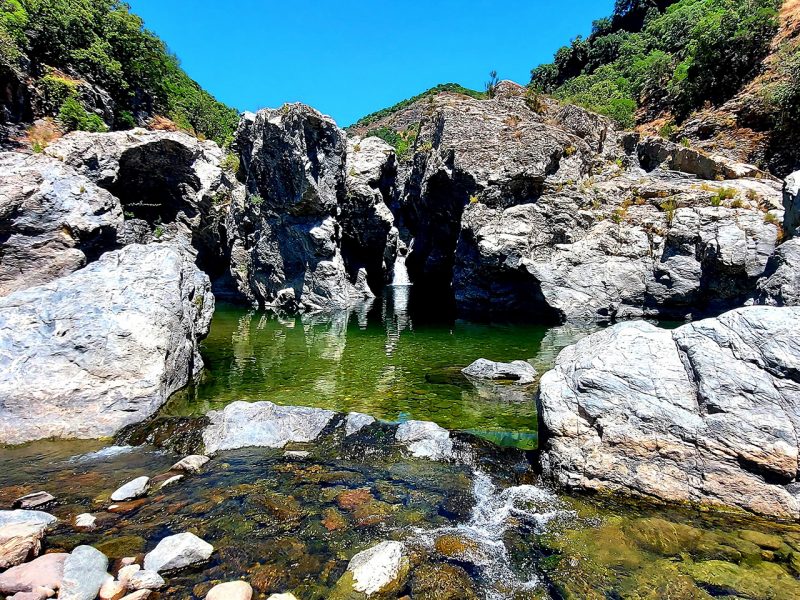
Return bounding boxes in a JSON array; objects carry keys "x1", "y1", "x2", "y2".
[{"x1": 127, "y1": 1, "x2": 614, "y2": 127}]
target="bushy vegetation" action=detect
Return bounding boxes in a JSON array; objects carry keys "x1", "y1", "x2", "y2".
[
  {"x1": 366, "y1": 125, "x2": 419, "y2": 160},
  {"x1": 531, "y1": 0, "x2": 780, "y2": 128},
  {"x1": 352, "y1": 83, "x2": 485, "y2": 129},
  {"x1": 0, "y1": 0, "x2": 238, "y2": 145}
]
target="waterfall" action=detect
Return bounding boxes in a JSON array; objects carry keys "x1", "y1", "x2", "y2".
[{"x1": 391, "y1": 255, "x2": 412, "y2": 286}]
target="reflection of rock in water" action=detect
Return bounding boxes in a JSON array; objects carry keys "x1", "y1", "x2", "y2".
[
  {"x1": 383, "y1": 285, "x2": 412, "y2": 356},
  {"x1": 414, "y1": 470, "x2": 573, "y2": 599},
  {"x1": 463, "y1": 379, "x2": 536, "y2": 405},
  {"x1": 532, "y1": 321, "x2": 603, "y2": 373}
]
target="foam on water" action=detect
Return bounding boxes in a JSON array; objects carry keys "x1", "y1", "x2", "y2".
[
  {"x1": 413, "y1": 470, "x2": 574, "y2": 599},
  {"x1": 66, "y1": 445, "x2": 135, "y2": 463}
]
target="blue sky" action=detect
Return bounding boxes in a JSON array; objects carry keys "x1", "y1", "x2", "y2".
[{"x1": 128, "y1": 1, "x2": 615, "y2": 126}]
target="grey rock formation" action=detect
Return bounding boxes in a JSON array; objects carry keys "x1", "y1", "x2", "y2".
[
  {"x1": 45, "y1": 129, "x2": 239, "y2": 280},
  {"x1": 462, "y1": 358, "x2": 537, "y2": 384},
  {"x1": 538, "y1": 306, "x2": 800, "y2": 518},
  {"x1": 0, "y1": 152, "x2": 122, "y2": 296},
  {"x1": 228, "y1": 104, "x2": 371, "y2": 311},
  {"x1": 202, "y1": 400, "x2": 336, "y2": 453},
  {"x1": 395, "y1": 420, "x2": 454, "y2": 461},
  {"x1": 143, "y1": 532, "x2": 213, "y2": 573},
  {"x1": 342, "y1": 136, "x2": 398, "y2": 290},
  {"x1": 110, "y1": 476, "x2": 150, "y2": 502},
  {"x1": 59, "y1": 545, "x2": 108, "y2": 600},
  {"x1": 754, "y1": 239, "x2": 800, "y2": 306},
  {"x1": 783, "y1": 170, "x2": 799, "y2": 236},
  {"x1": 344, "y1": 412, "x2": 376, "y2": 437},
  {"x1": 0, "y1": 243, "x2": 214, "y2": 445}
]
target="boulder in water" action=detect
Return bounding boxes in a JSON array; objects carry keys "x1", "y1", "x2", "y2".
[
  {"x1": 110, "y1": 477, "x2": 150, "y2": 502},
  {"x1": 205, "y1": 581, "x2": 252, "y2": 600},
  {"x1": 59, "y1": 545, "x2": 108, "y2": 600},
  {"x1": 143, "y1": 532, "x2": 213, "y2": 573},
  {"x1": 462, "y1": 358, "x2": 537, "y2": 384},
  {"x1": 538, "y1": 305, "x2": 800, "y2": 518},
  {"x1": 342, "y1": 541, "x2": 410, "y2": 596},
  {"x1": 0, "y1": 552, "x2": 67, "y2": 596},
  {"x1": 396, "y1": 420, "x2": 454, "y2": 461}
]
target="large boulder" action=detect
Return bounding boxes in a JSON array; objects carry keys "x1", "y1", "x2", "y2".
[
  {"x1": 45, "y1": 129, "x2": 239, "y2": 280},
  {"x1": 0, "y1": 552, "x2": 67, "y2": 596},
  {"x1": 202, "y1": 400, "x2": 336, "y2": 454},
  {"x1": 0, "y1": 152, "x2": 122, "y2": 296},
  {"x1": 228, "y1": 104, "x2": 371, "y2": 311},
  {"x1": 0, "y1": 510, "x2": 57, "y2": 569},
  {"x1": 0, "y1": 243, "x2": 214, "y2": 445},
  {"x1": 143, "y1": 532, "x2": 213, "y2": 573},
  {"x1": 538, "y1": 306, "x2": 800, "y2": 518},
  {"x1": 59, "y1": 545, "x2": 108, "y2": 600}
]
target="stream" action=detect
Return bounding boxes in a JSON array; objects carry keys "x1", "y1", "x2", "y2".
[{"x1": 2, "y1": 287, "x2": 800, "y2": 599}]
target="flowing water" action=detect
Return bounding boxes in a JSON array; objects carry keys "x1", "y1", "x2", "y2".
[{"x1": 2, "y1": 287, "x2": 800, "y2": 599}]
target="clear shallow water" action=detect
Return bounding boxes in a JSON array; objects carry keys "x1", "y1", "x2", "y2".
[
  {"x1": 166, "y1": 288, "x2": 600, "y2": 449},
  {"x1": 2, "y1": 440, "x2": 800, "y2": 599}
]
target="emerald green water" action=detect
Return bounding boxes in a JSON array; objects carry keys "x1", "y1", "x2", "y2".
[{"x1": 166, "y1": 288, "x2": 599, "y2": 449}]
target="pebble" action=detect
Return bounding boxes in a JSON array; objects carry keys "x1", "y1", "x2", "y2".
[
  {"x1": 206, "y1": 581, "x2": 253, "y2": 600},
  {"x1": 12, "y1": 493, "x2": 55, "y2": 510}
]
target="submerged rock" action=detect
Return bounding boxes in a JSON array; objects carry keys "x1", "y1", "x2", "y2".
[
  {"x1": 462, "y1": 358, "x2": 536, "y2": 384},
  {"x1": 202, "y1": 401, "x2": 336, "y2": 453},
  {"x1": 538, "y1": 305, "x2": 800, "y2": 518},
  {"x1": 170, "y1": 454, "x2": 210, "y2": 474},
  {"x1": 0, "y1": 243, "x2": 214, "y2": 445},
  {"x1": 143, "y1": 532, "x2": 213, "y2": 573},
  {"x1": 59, "y1": 545, "x2": 108, "y2": 600},
  {"x1": 0, "y1": 152, "x2": 122, "y2": 297},
  {"x1": 110, "y1": 477, "x2": 150, "y2": 502},
  {"x1": 12, "y1": 492, "x2": 54, "y2": 510}
]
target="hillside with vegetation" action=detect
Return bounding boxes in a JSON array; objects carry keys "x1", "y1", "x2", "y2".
[
  {"x1": 0, "y1": 0, "x2": 238, "y2": 146},
  {"x1": 531, "y1": 0, "x2": 799, "y2": 175}
]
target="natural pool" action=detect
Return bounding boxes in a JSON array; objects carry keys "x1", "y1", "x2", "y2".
[
  {"x1": 2, "y1": 288, "x2": 799, "y2": 599},
  {"x1": 165, "y1": 288, "x2": 599, "y2": 449}
]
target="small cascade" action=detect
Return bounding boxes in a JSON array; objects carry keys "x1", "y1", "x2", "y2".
[
  {"x1": 412, "y1": 470, "x2": 573, "y2": 599},
  {"x1": 391, "y1": 254, "x2": 412, "y2": 286}
]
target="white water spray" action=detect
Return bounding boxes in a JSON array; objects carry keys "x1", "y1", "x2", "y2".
[{"x1": 391, "y1": 254, "x2": 412, "y2": 286}]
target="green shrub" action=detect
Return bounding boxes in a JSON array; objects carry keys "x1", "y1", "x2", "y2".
[
  {"x1": 58, "y1": 96, "x2": 108, "y2": 132},
  {"x1": 710, "y1": 187, "x2": 736, "y2": 206},
  {"x1": 658, "y1": 121, "x2": 676, "y2": 139},
  {"x1": 221, "y1": 151, "x2": 240, "y2": 175},
  {"x1": 39, "y1": 72, "x2": 78, "y2": 111}
]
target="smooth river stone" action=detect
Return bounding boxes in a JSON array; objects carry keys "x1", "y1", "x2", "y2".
[
  {"x1": 143, "y1": 532, "x2": 213, "y2": 573},
  {"x1": 59, "y1": 545, "x2": 108, "y2": 600}
]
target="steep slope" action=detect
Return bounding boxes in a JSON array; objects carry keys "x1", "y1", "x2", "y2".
[
  {"x1": 531, "y1": 0, "x2": 798, "y2": 176},
  {"x1": 0, "y1": 0, "x2": 237, "y2": 146}
]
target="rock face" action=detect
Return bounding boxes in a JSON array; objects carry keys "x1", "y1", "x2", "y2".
[
  {"x1": 754, "y1": 239, "x2": 800, "y2": 306},
  {"x1": 784, "y1": 171, "x2": 800, "y2": 236},
  {"x1": 538, "y1": 306, "x2": 800, "y2": 518},
  {"x1": 228, "y1": 104, "x2": 372, "y2": 311},
  {"x1": 143, "y1": 532, "x2": 213, "y2": 573},
  {"x1": 341, "y1": 136, "x2": 399, "y2": 290},
  {"x1": 202, "y1": 400, "x2": 336, "y2": 454},
  {"x1": 462, "y1": 359, "x2": 537, "y2": 384},
  {"x1": 45, "y1": 129, "x2": 239, "y2": 280},
  {"x1": 0, "y1": 243, "x2": 214, "y2": 445},
  {"x1": 0, "y1": 152, "x2": 122, "y2": 297}
]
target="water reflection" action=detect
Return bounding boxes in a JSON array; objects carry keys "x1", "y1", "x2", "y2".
[{"x1": 166, "y1": 288, "x2": 597, "y2": 445}]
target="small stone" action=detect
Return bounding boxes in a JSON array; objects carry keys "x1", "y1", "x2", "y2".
[
  {"x1": 283, "y1": 451, "x2": 309, "y2": 459},
  {"x1": 206, "y1": 581, "x2": 253, "y2": 600},
  {"x1": 110, "y1": 477, "x2": 150, "y2": 502},
  {"x1": 157, "y1": 475, "x2": 183, "y2": 490},
  {"x1": 116, "y1": 564, "x2": 140, "y2": 586},
  {"x1": 347, "y1": 541, "x2": 408, "y2": 596},
  {"x1": 127, "y1": 570, "x2": 164, "y2": 591},
  {"x1": 345, "y1": 412, "x2": 376, "y2": 436},
  {"x1": 143, "y1": 532, "x2": 213, "y2": 573},
  {"x1": 73, "y1": 514, "x2": 96, "y2": 531},
  {"x1": 9, "y1": 588, "x2": 55, "y2": 600},
  {"x1": 12, "y1": 492, "x2": 55, "y2": 510},
  {"x1": 98, "y1": 576, "x2": 126, "y2": 600},
  {"x1": 0, "y1": 552, "x2": 66, "y2": 595},
  {"x1": 266, "y1": 595, "x2": 298, "y2": 600},
  {"x1": 170, "y1": 455, "x2": 210, "y2": 474},
  {"x1": 59, "y1": 545, "x2": 109, "y2": 600}
]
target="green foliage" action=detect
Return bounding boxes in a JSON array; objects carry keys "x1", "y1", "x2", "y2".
[
  {"x1": 367, "y1": 126, "x2": 419, "y2": 160},
  {"x1": 248, "y1": 193, "x2": 264, "y2": 207},
  {"x1": 39, "y1": 72, "x2": 78, "y2": 111},
  {"x1": 710, "y1": 187, "x2": 736, "y2": 206},
  {"x1": 530, "y1": 0, "x2": 780, "y2": 128},
  {"x1": 658, "y1": 121, "x2": 676, "y2": 139},
  {"x1": 58, "y1": 96, "x2": 108, "y2": 132},
  {"x1": 8, "y1": 0, "x2": 237, "y2": 146},
  {"x1": 221, "y1": 151, "x2": 240, "y2": 175},
  {"x1": 352, "y1": 83, "x2": 485, "y2": 129},
  {"x1": 485, "y1": 70, "x2": 499, "y2": 99},
  {"x1": 765, "y1": 43, "x2": 800, "y2": 172}
]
